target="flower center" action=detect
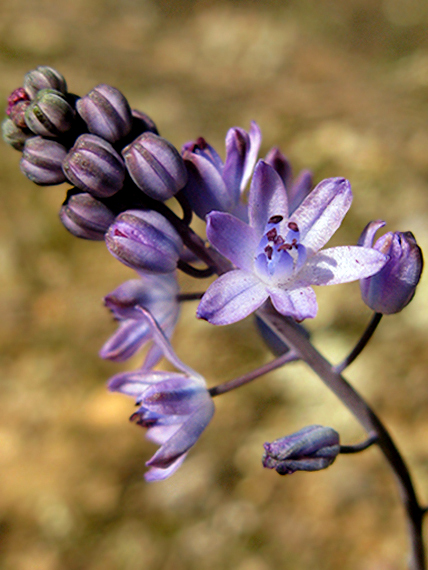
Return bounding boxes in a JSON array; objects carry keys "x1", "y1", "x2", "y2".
[{"x1": 254, "y1": 215, "x2": 307, "y2": 284}]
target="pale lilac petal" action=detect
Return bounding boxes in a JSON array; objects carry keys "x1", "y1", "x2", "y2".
[
  {"x1": 146, "y1": 399, "x2": 215, "y2": 469},
  {"x1": 108, "y1": 370, "x2": 172, "y2": 397},
  {"x1": 206, "y1": 211, "x2": 259, "y2": 271},
  {"x1": 357, "y1": 220, "x2": 386, "y2": 247},
  {"x1": 292, "y1": 178, "x2": 352, "y2": 255},
  {"x1": 288, "y1": 169, "x2": 313, "y2": 214},
  {"x1": 268, "y1": 286, "x2": 318, "y2": 321},
  {"x1": 197, "y1": 270, "x2": 269, "y2": 325},
  {"x1": 223, "y1": 127, "x2": 250, "y2": 204},
  {"x1": 141, "y1": 377, "x2": 209, "y2": 415},
  {"x1": 99, "y1": 319, "x2": 151, "y2": 361},
  {"x1": 240, "y1": 121, "x2": 262, "y2": 191},
  {"x1": 299, "y1": 246, "x2": 388, "y2": 286},
  {"x1": 145, "y1": 454, "x2": 187, "y2": 482},
  {"x1": 248, "y1": 161, "x2": 289, "y2": 235}
]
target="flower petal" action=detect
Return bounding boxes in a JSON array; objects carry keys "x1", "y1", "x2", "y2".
[
  {"x1": 206, "y1": 211, "x2": 259, "y2": 271},
  {"x1": 240, "y1": 121, "x2": 262, "y2": 192},
  {"x1": 197, "y1": 270, "x2": 269, "y2": 325},
  {"x1": 268, "y1": 285, "x2": 318, "y2": 321},
  {"x1": 248, "y1": 160, "x2": 289, "y2": 235},
  {"x1": 299, "y1": 246, "x2": 388, "y2": 286},
  {"x1": 141, "y1": 377, "x2": 210, "y2": 415},
  {"x1": 292, "y1": 177, "x2": 352, "y2": 255},
  {"x1": 145, "y1": 454, "x2": 187, "y2": 482},
  {"x1": 357, "y1": 220, "x2": 386, "y2": 247}
]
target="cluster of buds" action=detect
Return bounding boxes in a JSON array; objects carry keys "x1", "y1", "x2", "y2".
[{"x1": 3, "y1": 66, "x2": 424, "y2": 483}]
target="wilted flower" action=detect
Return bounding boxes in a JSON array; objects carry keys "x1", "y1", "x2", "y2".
[
  {"x1": 105, "y1": 209, "x2": 183, "y2": 273},
  {"x1": 108, "y1": 308, "x2": 214, "y2": 481},
  {"x1": 263, "y1": 425, "x2": 340, "y2": 475},
  {"x1": 100, "y1": 272, "x2": 180, "y2": 369},
  {"x1": 358, "y1": 220, "x2": 423, "y2": 314},
  {"x1": 181, "y1": 121, "x2": 261, "y2": 219},
  {"x1": 197, "y1": 161, "x2": 387, "y2": 324}
]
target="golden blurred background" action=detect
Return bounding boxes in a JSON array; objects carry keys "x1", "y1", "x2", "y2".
[{"x1": 1, "y1": 0, "x2": 428, "y2": 569}]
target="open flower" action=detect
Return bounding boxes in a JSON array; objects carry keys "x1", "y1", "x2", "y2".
[
  {"x1": 100, "y1": 272, "x2": 180, "y2": 370},
  {"x1": 197, "y1": 161, "x2": 388, "y2": 324},
  {"x1": 108, "y1": 308, "x2": 214, "y2": 481},
  {"x1": 181, "y1": 121, "x2": 261, "y2": 220}
]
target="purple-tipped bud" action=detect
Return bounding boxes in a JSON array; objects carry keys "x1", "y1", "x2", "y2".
[
  {"x1": 23, "y1": 66, "x2": 67, "y2": 99},
  {"x1": 20, "y1": 136, "x2": 67, "y2": 185},
  {"x1": 24, "y1": 88, "x2": 75, "y2": 137},
  {"x1": 263, "y1": 425, "x2": 340, "y2": 475},
  {"x1": 76, "y1": 84, "x2": 132, "y2": 143},
  {"x1": 131, "y1": 109, "x2": 159, "y2": 136},
  {"x1": 63, "y1": 134, "x2": 126, "y2": 198},
  {"x1": 123, "y1": 132, "x2": 187, "y2": 201},
  {"x1": 358, "y1": 221, "x2": 423, "y2": 314},
  {"x1": 59, "y1": 192, "x2": 116, "y2": 240},
  {"x1": 105, "y1": 209, "x2": 183, "y2": 273},
  {"x1": 2, "y1": 118, "x2": 33, "y2": 151}
]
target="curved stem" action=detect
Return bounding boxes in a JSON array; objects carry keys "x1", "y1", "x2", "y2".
[
  {"x1": 178, "y1": 292, "x2": 205, "y2": 302},
  {"x1": 335, "y1": 312, "x2": 383, "y2": 374},
  {"x1": 256, "y1": 302, "x2": 425, "y2": 570},
  {"x1": 209, "y1": 350, "x2": 299, "y2": 397},
  {"x1": 177, "y1": 259, "x2": 214, "y2": 278},
  {"x1": 339, "y1": 433, "x2": 378, "y2": 454}
]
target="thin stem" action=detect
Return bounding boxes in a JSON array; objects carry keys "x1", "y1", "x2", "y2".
[
  {"x1": 256, "y1": 302, "x2": 425, "y2": 570},
  {"x1": 178, "y1": 292, "x2": 205, "y2": 302},
  {"x1": 209, "y1": 350, "x2": 299, "y2": 397},
  {"x1": 177, "y1": 259, "x2": 215, "y2": 278},
  {"x1": 339, "y1": 433, "x2": 378, "y2": 454},
  {"x1": 334, "y1": 312, "x2": 383, "y2": 374},
  {"x1": 175, "y1": 190, "x2": 193, "y2": 226}
]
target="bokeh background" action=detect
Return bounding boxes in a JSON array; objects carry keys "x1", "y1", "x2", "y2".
[{"x1": 1, "y1": 0, "x2": 428, "y2": 569}]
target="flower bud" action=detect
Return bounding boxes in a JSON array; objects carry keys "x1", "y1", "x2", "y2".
[
  {"x1": 263, "y1": 425, "x2": 340, "y2": 475},
  {"x1": 105, "y1": 209, "x2": 183, "y2": 273},
  {"x1": 76, "y1": 84, "x2": 132, "y2": 143},
  {"x1": 131, "y1": 109, "x2": 159, "y2": 136},
  {"x1": 59, "y1": 191, "x2": 116, "y2": 240},
  {"x1": 2, "y1": 118, "x2": 33, "y2": 151},
  {"x1": 123, "y1": 132, "x2": 187, "y2": 201},
  {"x1": 24, "y1": 88, "x2": 75, "y2": 137},
  {"x1": 62, "y1": 134, "x2": 126, "y2": 198},
  {"x1": 23, "y1": 66, "x2": 67, "y2": 99},
  {"x1": 358, "y1": 221, "x2": 423, "y2": 314},
  {"x1": 20, "y1": 136, "x2": 67, "y2": 185}
]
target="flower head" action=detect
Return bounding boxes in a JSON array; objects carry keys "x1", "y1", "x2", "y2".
[
  {"x1": 100, "y1": 272, "x2": 180, "y2": 369},
  {"x1": 197, "y1": 161, "x2": 387, "y2": 324},
  {"x1": 181, "y1": 122, "x2": 261, "y2": 220},
  {"x1": 108, "y1": 308, "x2": 214, "y2": 481}
]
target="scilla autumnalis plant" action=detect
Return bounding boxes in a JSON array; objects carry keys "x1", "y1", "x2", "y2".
[{"x1": 3, "y1": 66, "x2": 425, "y2": 569}]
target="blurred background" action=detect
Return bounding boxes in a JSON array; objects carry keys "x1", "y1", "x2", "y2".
[{"x1": 1, "y1": 0, "x2": 428, "y2": 568}]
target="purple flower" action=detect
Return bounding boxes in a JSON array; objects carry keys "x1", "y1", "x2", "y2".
[
  {"x1": 197, "y1": 161, "x2": 388, "y2": 324},
  {"x1": 181, "y1": 122, "x2": 261, "y2": 219},
  {"x1": 263, "y1": 425, "x2": 340, "y2": 475},
  {"x1": 108, "y1": 308, "x2": 214, "y2": 481},
  {"x1": 358, "y1": 221, "x2": 423, "y2": 314},
  {"x1": 100, "y1": 272, "x2": 180, "y2": 369}
]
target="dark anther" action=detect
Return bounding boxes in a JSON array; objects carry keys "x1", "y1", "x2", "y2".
[
  {"x1": 266, "y1": 228, "x2": 277, "y2": 241},
  {"x1": 288, "y1": 221, "x2": 299, "y2": 232},
  {"x1": 278, "y1": 243, "x2": 292, "y2": 251},
  {"x1": 273, "y1": 235, "x2": 284, "y2": 246},
  {"x1": 264, "y1": 245, "x2": 273, "y2": 260},
  {"x1": 268, "y1": 215, "x2": 283, "y2": 224}
]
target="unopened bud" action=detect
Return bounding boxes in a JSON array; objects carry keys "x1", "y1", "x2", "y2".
[
  {"x1": 358, "y1": 221, "x2": 423, "y2": 314},
  {"x1": 20, "y1": 136, "x2": 67, "y2": 185},
  {"x1": 23, "y1": 66, "x2": 67, "y2": 99},
  {"x1": 2, "y1": 118, "x2": 33, "y2": 151},
  {"x1": 62, "y1": 134, "x2": 126, "y2": 198},
  {"x1": 59, "y1": 191, "x2": 115, "y2": 240},
  {"x1": 263, "y1": 425, "x2": 340, "y2": 475},
  {"x1": 105, "y1": 209, "x2": 183, "y2": 273},
  {"x1": 123, "y1": 132, "x2": 187, "y2": 201},
  {"x1": 25, "y1": 88, "x2": 75, "y2": 137},
  {"x1": 76, "y1": 84, "x2": 132, "y2": 143}
]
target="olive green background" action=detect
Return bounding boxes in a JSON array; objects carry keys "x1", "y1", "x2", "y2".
[{"x1": 1, "y1": 1, "x2": 428, "y2": 569}]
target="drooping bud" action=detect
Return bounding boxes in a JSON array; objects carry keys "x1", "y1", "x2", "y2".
[
  {"x1": 76, "y1": 84, "x2": 132, "y2": 143},
  {"x1": 262, "y1": 425, "x2": 340, "y2": 475},
  {"x1": 2, "y1": 118, "x2": 33, "y2": 151},
  {"x1": 105, "y1": 209, "x2": 183, "y2": 273},
  {"x1": 62, "y1": 134, "x2": 126, "y2": 198},
  {"x1": 358, "y1": 221, "x2": 423, "y2": 314},
  {"x1": 23, "y1": 66, "x2": 67, "y2": 99},
  {"x1": 20, "y1": 136, "x2": 67, "y2": 185},
  {"x1": 24, "y1": 88, "x2": 75, "y2": 137},
  {"x1": 59, "y1": 191, "x2": 116, "y2": 240},
  {"x1": 122, "y1": 132, "x2": 187, "y2": 201}
]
